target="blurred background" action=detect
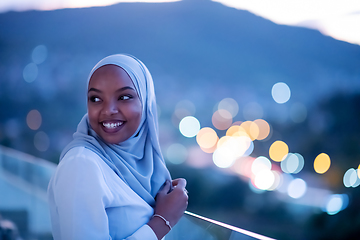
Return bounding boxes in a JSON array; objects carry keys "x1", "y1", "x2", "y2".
[{"x1": 0, "y1": 0, "x2": 360, "y2": 239}]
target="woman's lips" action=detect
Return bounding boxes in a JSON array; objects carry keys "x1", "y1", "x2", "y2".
[{"x1": 101, "y1": 121, "x2": 124, "y2": 133}]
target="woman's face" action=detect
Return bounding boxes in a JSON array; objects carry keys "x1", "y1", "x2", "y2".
[{"x1": 87, "y1": 64, "x2": 142, "y2": 144}]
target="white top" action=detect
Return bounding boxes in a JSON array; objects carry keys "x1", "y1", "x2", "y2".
[{"x1": 48, "y1": 146, "x2": 158, "y2": 240}]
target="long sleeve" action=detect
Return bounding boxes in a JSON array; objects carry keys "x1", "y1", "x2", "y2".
[{"x1": 48, "y1": 147, "x2": 158, "y2": 240}]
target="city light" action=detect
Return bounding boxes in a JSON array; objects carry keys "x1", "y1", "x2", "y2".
[
  {"x1": 34, "y1": 131, "x2": 50, "y2": 152},
  {"x1": 314, "y1": 153, "x2": 331, "y2": 174},
  {"x1": 253, "y1": 119, "x2": 270, "y2": 141},
  {"x1": 281, "y1": 153, "x2": 304, "y2": 174},
  {"x1": 196, "y1": 127, "x2": 219, "y2": 153},
  {"x1": 179, "y1": 116, "x2": 200, "y2": 138},
  {"x1": 325, "y1": 194, "x2": 349, "y2": 215},
  {"x1": 23, "y1": 63, "x2": 38, "y2": 83},
  {"x1": 212, "y1": 109, "x2": 233, "y2": 130},
  {"x1": 32, "y1": 45, "x2": 48, "y2": 64},
  {"x1": 287, "y1": 178, "x2": 307, "y2": 199},
  {"x1": 26, "y1": 110, "x2": 42, "y2": 130},
  {"x1": 271, "y1": 82, "x2": 291, "y2": 104},
  {"x1": 269, "y1": 140, "x2": 289, "y2": 162},
  {"x1": 343, "y1": 168, "x2": 360, "y2": 188}
]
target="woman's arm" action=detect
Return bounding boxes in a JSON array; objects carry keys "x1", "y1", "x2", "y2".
[
  {"x1": 49, "y1": 156, "x2": 112, "y2": 240},
  {"x1": 49, "y1": 148, "x2": 158, "y2": 240},
  {"x1": 147, "y1": 179, "x2": 188, "y2": 240}
]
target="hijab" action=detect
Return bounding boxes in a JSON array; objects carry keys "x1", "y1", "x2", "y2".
[{"x1": 60, "y1": 54, "x2": 171, "y2": 206}]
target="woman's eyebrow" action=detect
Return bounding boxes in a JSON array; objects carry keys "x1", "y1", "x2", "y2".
[
  {"x1": 88, "y1": 88, "x2": 101, "y2": 93},
  {"x1": 88, "y1": 86, "x2": 135, "y2": 93},
  {"x1": 115, "y1": 86, "x2": 135, "y2": 92}
]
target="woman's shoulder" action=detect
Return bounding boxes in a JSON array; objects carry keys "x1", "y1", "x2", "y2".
[
  {"x1": 61, "y1": 146, "x2": 100, "y2": 161},
  {"x1": 60, "y1": 146, "x2": 107, "y2": 167},
  {"x1": 58, "y1": 146, "x2": 120, "y2": 183},
  {"x1": 52, "y1": 147, "x2": 114, "y2": 189},
  {"x1": 56, "y1": 146, "x2": 107, "y2": 177},
  {"x1": 49, "y1": 147, "x2": 116, "y2": 207}
]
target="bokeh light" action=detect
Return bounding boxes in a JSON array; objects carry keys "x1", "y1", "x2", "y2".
[
  {"x1": 351, "y1": 170, "x2": 360, "y2": 187},
  {"x1": 243, "y1": 102, "x2": 264, "y2": 120},
  {"x1": 269, "y1": 140, "x2": 289, "y2": 162},
  {"x1": 314, "y1": 153, "x2": 331, "y2": 174},
  {"x1": 239, "y1": 121, "x2": 259, "y2": 141},
  {"x1": 166, "y1": 143, "x2": 187, "y2": 164},
  {"x1": 26, "y1": 109, "x2": 42, "y2": 130},
  {"x1": 251, "y1": 156, "x2": 272, "y2": 175},
  {"x1": 254, "y1": 169, "x2": 275, "y2": 190},
  {"x1": 179, "y1": 116, "x2": 200, "y2": 138},
  {"x1": 249, "y1": 121, "x2": 260, "y2": 140},
  {"x1": 268, "y1": 171, "x2": 282, "y2": 191},
  {"x1": 219, "y1": 135, "x2": 253, "y2": 158},
  {"x1": 218, "y1": 98, "x2": 239, "y2": 118},
  {"x1": 213, "y1": 145, "x2": 237, "y2": 168},
  {"x1": 272, "y1": 82, "x2": 291, "y2": 104},
  {"x1": 212, "y1": 109, "x2": 233, "y2": 130},
  {"x1": 289, "y1": 102, "x2": 307, "y2": 123},
  {"x1": 34, "y1": 131, "x2": 50, "y2": 152},
  {"x1": 325, "y1": 194, "x2": 349, "y2": 215},
  {"x1": 226, "y1": 125, "x2": 246, "y2": 137},
  {"x1": 32, "y1": 45, "x2": 48, "y2": 64},
  {"x1": 343, "y1": 168, "x2": 360, "y2": 188},
  {"x1": 288, "y1": 178, "x2": 307, "y2": 199},
  {"x1": 253, "y1": 119, "x2": 271, "y2": 141},
  {"x1": 23, "y1": 62, "x2": 38, "y2": 83},
  {"x1": 196, "y1": 127, "x2": 218, "y2": 152},
  {"x1": 281, "y1": 153, "x2": 305, "y2": 174}
]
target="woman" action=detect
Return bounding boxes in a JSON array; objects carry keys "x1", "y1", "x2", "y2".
[{"x1": 48, "y1": 54, "x2": 188, "y2": 240}]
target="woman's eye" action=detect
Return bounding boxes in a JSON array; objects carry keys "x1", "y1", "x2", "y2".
[
  {"x1": 119, "y1": 95, "x2": 132, "y2": 100},
  {"x1": 89, "y1": 96, "x2": 101, "y2": 102}
]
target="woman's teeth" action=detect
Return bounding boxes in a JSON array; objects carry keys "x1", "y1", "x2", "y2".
[{"x1": 103, "y1": 122, "x2": 123, "y2": 129}]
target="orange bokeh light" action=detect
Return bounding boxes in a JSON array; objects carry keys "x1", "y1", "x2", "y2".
[
  {"x1": 269, "y1": 140, "x2": 289, "y2": 162},
  {"x1": 253, "y1": 119, "x2": 270, "y2": 140},
  {"x1": 196, "y1": 127, "x2": 219, "y2": 151},
  {"x1": 314, "y1": 153, "x2": 331, "y2": 174}
]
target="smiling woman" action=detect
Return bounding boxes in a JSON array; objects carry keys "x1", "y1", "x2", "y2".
[{"x1": 47, "y1": 54, "x2": 188, "y2": 240}]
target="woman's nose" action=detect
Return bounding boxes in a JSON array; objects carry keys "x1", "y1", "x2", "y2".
[{"x1": 104, "y1": 101, "x2": 119, "y2": 115}]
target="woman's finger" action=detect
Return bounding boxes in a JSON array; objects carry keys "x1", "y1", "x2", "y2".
[
  {"x1": 158, "y1": 180, "x2": 171, "y2": 195},
  {"x1": 172, "y1": 178, "x2": 187, "y2": 189}
]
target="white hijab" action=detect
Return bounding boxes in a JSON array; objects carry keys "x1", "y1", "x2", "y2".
[{"x1": 60, "y1": 54, "x2": 171, "y2": 205}]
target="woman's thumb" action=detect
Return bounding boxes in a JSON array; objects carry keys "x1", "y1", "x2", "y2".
[{"x1": 158, "y1": 180, "x2": 171, "y2": 195}]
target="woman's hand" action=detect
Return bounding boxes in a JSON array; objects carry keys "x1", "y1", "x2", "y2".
[
  {"x1": 155, "y1": 178, "x2": 188, "y2": 226},
  {"x1": 148, "y1": 178, "x2": 188, "y2": 239}
]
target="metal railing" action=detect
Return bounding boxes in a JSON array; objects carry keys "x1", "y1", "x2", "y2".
[{"x1": 0, "y1": 146, "x2": 56, "y2": 239}]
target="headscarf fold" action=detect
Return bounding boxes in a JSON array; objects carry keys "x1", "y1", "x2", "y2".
[{"x1": 60, "y1": 54, "x2": 171, "y2": 206}]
